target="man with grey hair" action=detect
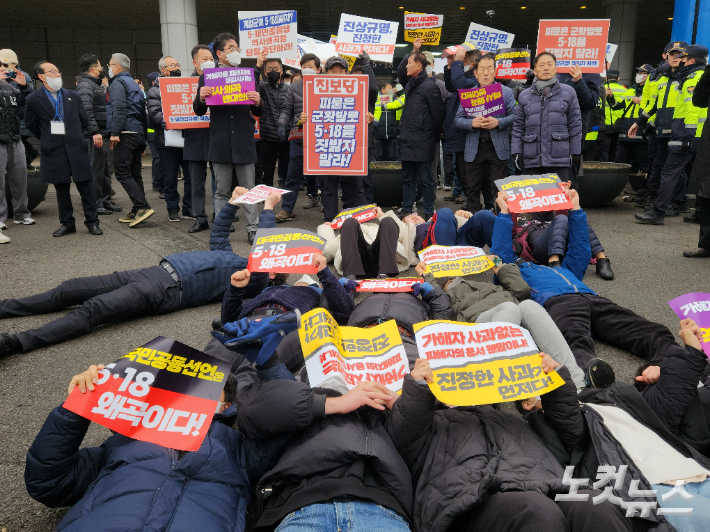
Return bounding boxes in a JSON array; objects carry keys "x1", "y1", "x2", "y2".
[
  {"x1": 107, "y1": 53, "x2": 154, "y2": 227},
  {"x1": 147, "y1": 55, "x2": 192, "y2": 221}
]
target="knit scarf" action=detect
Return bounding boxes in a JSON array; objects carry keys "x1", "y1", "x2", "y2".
[{"x1": 533, "y1": 74, "x2": 558, "y2": 96}]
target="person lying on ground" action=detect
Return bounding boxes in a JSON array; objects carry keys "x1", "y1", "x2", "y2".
[
  {"x1": 0, "y1": 188, "x2": 279, "y2": 357},
  {"x1": 406, "y1": 207, "x2": 496, "y2": 253},
  {"x1": 490, "y1": 187, "x2": 677, "y2": 372},
  {"x1": 418, "y1": 259, "x2": 585, "y2": 389},
  {"x1": 25, "y1": 362, "x2": 293, "y2": 532}
]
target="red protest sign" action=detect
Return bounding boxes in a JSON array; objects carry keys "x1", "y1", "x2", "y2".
[
  {"x1": 254, "y1": 115, "x2": 260, "y2": 139},
  {"x1": 495, "y1": 174, "x2": 573, "y2": 213},
  {"x1": 247, "y1": 228, "x2": 326, "y2": 273},
  {"x1": 62, "y1": 337, "x2": 230, "y2": 451},
  {"x1": 330, "y1": 204, "x2": 377, "y2": 229},
  {"x1": 159, "y1": 77, "x2": 209, "y2": 130},
  {"x1": 303, "y1": 75, "x2": 368, "y2": 175},
  {"x1": 356, "y1": 278, "x2": 420, "y2": 292},
  {"x1": 495, "y1": 49, "x2": 531, "y2": 80},
  {"x1": 536, "y1": 19, "x2": 610, "y2": 73}
]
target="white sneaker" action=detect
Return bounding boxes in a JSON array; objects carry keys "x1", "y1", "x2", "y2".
[
  {"x1": 14, "y1": 217, "x2": 36, "y2": 225},
  {"x1": 0, "y1": 221, "x2": 6, "y2": 230},
  {"x1": 0, "y1": 231, "x2": 9, "y2": 244},
  {"x1": 443, "y1": 185, "x2": 452, "y2": 191}
]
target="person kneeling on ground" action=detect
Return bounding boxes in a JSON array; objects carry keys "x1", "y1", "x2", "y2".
[
  {"x1": 387, "y1": 356, "x2": 638, "y2": 532},
  {"x1": 418, "y1": 259, "x2": 585, "y2": 389},
  {"x1": 25, "y1": 363, "x2": 293, "y2": 532},
  {"x1": 490, "y1": 187, "x2": 678, "y2": 372},
  {"x1": 0, "y1": 188, "x2": 279, "y2": 357}
]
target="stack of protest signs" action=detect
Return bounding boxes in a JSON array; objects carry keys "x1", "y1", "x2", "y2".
[
  {"x1": 63, "y1": 337, "x2": 230, "y2": 451},
  {"x1": 419, "y1": 245, "x2": 493, "y2": 277},
  {"x1": 494, "y1": 174, "x2": 573, "y2": 213},
  {"x1": 247, "y1": 228, "x2": 326, "y2": 273},
  {"x1": 300, "y1": 308, "x2": 410, "y2": 392},
  {"x1": 414, "y1": 321, "x2": 564, "y2": 405}
]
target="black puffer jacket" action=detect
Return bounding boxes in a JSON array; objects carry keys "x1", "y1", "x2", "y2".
[
  {"x1": 146, "y1": 78, "x2": 168, "y2": 148},
  {"x1": 236, "y1": 377, "x2": 413, "y2": 531},
  {"x1": 76, "y1": 73, "x2": 108, "y2": 137},
  {"x1": 389, "y1": 373, "x2": 572, "y2": 532},
  {"x1": 254, "y1": 66, "x2": 290, "y2": 143},
  {"x1": 347, "y1": 288, "x2": 455, "y2": 337},
  {"x1": 0, "y1": 80, "x2": 29, "y2": 142},
  {"x1": 278, "y1": 78, "x2": 303, "y2": 137}
]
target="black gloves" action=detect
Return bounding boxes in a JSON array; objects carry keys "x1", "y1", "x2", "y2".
[{"x1": 277, "y1": 125, "x2": 287, "y2": 143}]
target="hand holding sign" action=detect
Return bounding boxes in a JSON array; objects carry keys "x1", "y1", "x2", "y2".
[
  {"x1": 68, "y1": 364, "x2": 106, "y2": 395},
  {"x1": 668, "y1": 294, "x2": 710, "y2": 357},
  {"x1": 232, "y1": 185, "x2": 289, "y2": 205},
  {"x1": 494, "y1": 174, "x2": 573, "y2": 213},
  {"x1": 248, "y1": 228, "x2": 327, "y2": 274},
  {"x1": 230, "y1": 269, "x2": 250, "y2": 288},
  {"x1": 324, "y1": 385, "x2": 392, "y2": 413},
  {"x1": 410, "y1": 358, "x2": 434, "y2": 384}
]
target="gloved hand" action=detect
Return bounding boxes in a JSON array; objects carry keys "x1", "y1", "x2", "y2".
[
  {"x1": 513, "y1": 154, "x2": 522, "y2": 171},
  {"x1": 359, "y1": 51, "x2": 371, "y2": 66},
  {"x1": 277, "y1": 125, "x2": 287, "y2": 143},
  {"x1": 412, "y1": 282, "x2": 434, "y2": 297},
  {"x1": 339, "y1": 277, "x2": 359, "y2": 293}
]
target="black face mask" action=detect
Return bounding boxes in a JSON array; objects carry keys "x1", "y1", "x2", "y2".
[
  {"x1": 169, "y1": 69, "x2": 182, "y2": 77},
  {"x1": 98, "y1": 69, "x2": 107, "y2": 80},
  {"x1": 267, "y1": 70, "x2": 281, "y2": 84}
]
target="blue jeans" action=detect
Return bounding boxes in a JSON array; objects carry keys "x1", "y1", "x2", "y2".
[
  {"x1": 275, "y1": 500, "x2": 410, "y2": 532},
  {"x1": 421, "y1": 207, "x2": 495, "y2": 249},
  {"x1": 281, "y1": 140, "x2": 304, "y2": 214},
  {"x1": 654, "y1": 480, "x2": 710, "y2": 532},
  {"x1": 402, "y1": 160, "x2": 434, "y2": 216}
]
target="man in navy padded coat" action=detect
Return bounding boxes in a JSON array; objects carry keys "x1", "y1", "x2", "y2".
[{"x1": 25, "y1": 360, "x2": 293, "y2": 532}]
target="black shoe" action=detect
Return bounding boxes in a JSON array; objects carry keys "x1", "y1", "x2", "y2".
[
  {"x1": 168, "y1": 211, "x2": 181, "y2": 222},
  {"x1": 159, "y1": 193, "x2": 165, "y2": 199},
  {"x1": 683, "y1": 213, "x2": 701, "y2": 224},
  {"x1": 634, "y1": 197, "x2": 651, "y2": 208},
  {"x1": 634, "y1": 212, "x2": 664, "y2": 225},
  {"x1": 182, "y1": 212, "x2": 196, "y2": 220},
  {"x1": 678, "y1": 202, "x2": 690, "y2": 213},
  {"x1": 683, "y1": 247, "x2": 710, "y2": 258},
  {"x1": 248, "y1": 231, "x2": 257, "y2": 245},
  {"x1": 97, "y1": 207, "x2": 113, "y2": 215},
  {"x1": 584, "y1": 358, "x2": 616, "y2": 389},
  {"x1": 595, "y1": 258, "x2": 614, "y2": 280},
  {"x1": 104, "y1": 202, "x2": 123, "y2": 212},
  {"x1": 230, "y1": 225, "x2": 235, "y2": 233},
  {"x1": 665, "y1": 206, "x2": 681, "y2": 217},
  {"x1": 188, "y1": 220, "x2": 209, "y2": 233},
  {"x1": 87, "y1": 223, "x2": 103, "y2": 235},
  {"x1": 548, "y1": 260, "x2": 561, "y2": 267},
  {"x1": 0, "y1": 333, "x2": 20, "y2": 356},
  {"x1": 53, "y1": 224, "x2": 76, "y2": 237}
]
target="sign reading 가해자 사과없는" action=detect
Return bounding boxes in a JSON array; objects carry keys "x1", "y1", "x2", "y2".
[
  {"x1": 203, "y1": 67, "x2": 257, "y2": 105},
  {"x1": 413, "y1": 321, "x2": 565, "y2": 406},
  {"x1": 247, "y1": 227, "x2": 326, "y2": 274},
  {"x1": 300, "y1": 308, "x2": 410, "y2": 392},
  {"x1": 494, "y1": 174, "x2": 574, "y2": 213},
  {"x1": 418, "y1": 245, "x2": 494, "y2": 277},
  {"x1": 668, "y1": 293, "x2": 710, "y2": 358},
  {"x1": 160, "y1": 77, "x2": 209, "y2": 129},
  {"x1": 63, "y1": 337, "x2": 230, "y2": 451},
  {"x1": 404, "y1": 12, "x2": 444, "y2": 45}
]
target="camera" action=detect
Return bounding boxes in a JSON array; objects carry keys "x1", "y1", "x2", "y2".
[{"x1": 486, "y1": 10, "x2": 495, "y2": 17}]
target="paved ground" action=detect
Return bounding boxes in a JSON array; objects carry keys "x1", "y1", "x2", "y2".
[{"x1": 1, "y1": 170, "x2": 709, "y2": 531}]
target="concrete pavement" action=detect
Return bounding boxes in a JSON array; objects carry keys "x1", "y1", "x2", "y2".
[{"x1": 0, "y1": 171, "x2": 708, "y2": 530}]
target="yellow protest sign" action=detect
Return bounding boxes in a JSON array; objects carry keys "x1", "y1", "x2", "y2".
[
  {"x1": 332, "y1": 35, "x2": 357, "y2": 71},
  {"x1": 299, "y1": 308, "x2": 409, "y2": 392},
  {"x1": 404, "y1": 12, "x2": 444, "y2": 45},
  {"x1": 418, "y1": 245, "x2": 494, "y2": 277},
  {"x1": 413, "y1": 320, "x2": 565, "y2": 406}
]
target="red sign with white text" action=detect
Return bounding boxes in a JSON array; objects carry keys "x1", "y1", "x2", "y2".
[
  {"x1": 247, "y1": 228, "x2": 326, "y2": 273},
  {"x1": 330, "y1": 204, "x2": 377, "y2": 229},
  {"x1": 536, "y1": 19, "x2": 610, "y2": 73},
  {"x1": 304, "y1": 75, "x2": 368, "y2": 176},
  {"x1": 159, "y1": 77, "x2": 210, "y2": 130},
  {"x1": 63, "y1": 337, "x2": 229, "y2": 451},
  {"x1": 494, "y1": 174, "x2": 573, "y2": 213},
  {"x1": 356, "y1": 278, "x2": 420, "y2": 292}
]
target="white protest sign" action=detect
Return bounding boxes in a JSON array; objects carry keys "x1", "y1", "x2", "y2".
[
  {"x1": 299, "y1": 36, "x2": 338, "y2": 63},
  {"x1": 238, "y1": 11, "x2": 298, "y2": 59},
  {"x1": 465, "y1": 22, "x2": 515, "y2": 53},
  {"x1": 336, "y1": 14, "x2": 399, "y2": 62},
  {"x1": 283, "y1": 34, "x2": 310, "y2": 69},
  {"x1": 231, "y1": 185, "x2": 290, "y2": 205},
  {"x1": 606, "y1": 43, "x2": 618, "y2": 64}
]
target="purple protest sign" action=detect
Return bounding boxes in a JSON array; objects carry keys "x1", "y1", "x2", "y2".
[
  {"x1": 203, "y1": 67, "x2": 256, "y2": 105},
  {"x1": 458, "y1": 82, "x2": 505, "y2": 119},
  {"x1": 668, "y1": 292, "x2": 710, "y2": 358}
]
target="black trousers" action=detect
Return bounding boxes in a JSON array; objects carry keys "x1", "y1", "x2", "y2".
[
  {"x1": 54, "y1": 181, "x2": 98, "y2": 227},
  {"x1": 615, "y1": 140, "x2": 648, "y2": 174},
  {"x1": 460, "y1": 490, "x2": 634, "y2": 532},
  {"x1": 260, "y1": 139, "x2": 290, "y2": 188},
  {"x1": 641, "y1": 136, "x2": 669, "y2": 201},
  {"x1": 321, "y1": 176, "x2": 367, "y2": 222},
  {"x1": 461, "y1": 141, "x2": 508, "y2": 213},
  {"x1": 597, "y1": 131, "x2": 618, "y2": 162},
  {"x1": 114, "y1": 133, "x2": 150, "y2": 210},
  {"x1": 652, "y1": 150, "x2": 695, "y2": 217},
  {"x1": 1, "y1": 265, "x2": 182, "y2": 352},
  {"x1": 697, "y1": 196, "x2": 710, "y2": 250},
  {"x1": 340, "y1": 216, "x2": 400, "y2": 278},
  {"x1": 544, "y1": 293, "x2": 677, "y2": 370}
]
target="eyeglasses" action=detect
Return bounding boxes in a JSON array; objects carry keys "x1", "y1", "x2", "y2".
[
  {"x1": 167, "y1": 63, "x2": 181, "y2": 69},
  {"x1": 265, "y1": 67, "x2": 281, "y2": 73},
  {"x1": 44, "y1": 69, "x2": 61, "y2": 75},
  {"x1": 223, "y1": 45, "x2": 241, "y2": 53}
]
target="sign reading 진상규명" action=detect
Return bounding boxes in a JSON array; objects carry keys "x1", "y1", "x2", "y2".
[
  {"x1": 413, "y1": 321, "x2": 564, "y2": 406},
  {"x1": 335, "y1": 14, "x2": 398, "y2": 62},
  {"x1": 494, "y1": 174, "x2": 573, "y2": 213},
  {"x1": 418, "y1": 245, "x2": 493, "y2": 277},
  {"x1": 303, "y1": 75, "x2": 368, "y2": 175},
  {"x1": 203, "y1": 67, "x2": 256, "y2": 105},
  {"x1": 63, "y1": 337, "x2": 230, "y2": 451},
  {"x1": 160, "y1": 77, "x2": 209, "y2": 129},
  {"x1": 668, "y1": 293, "x2": 710, "y2": 358},
  {"x1": 465, "y1": 22, "x2": 515, "y2": 53},
  {"x1": 458, "y1": 83, "x2": 506, "y2": 119},
  {"x1": 238, "y1": 11, "x2": 298, "y2": 59},
  {"x1": 536, "y1": 19, "x2": 610, "y2": 73},
  {"x1": 247, "y1": 228, "x2": 326, "y2": 274},
  {"x1": 300, "y1": 308, "x2": 410, "y2": 392}
]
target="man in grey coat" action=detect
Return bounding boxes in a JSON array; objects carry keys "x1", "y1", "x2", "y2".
[
  {"x1": 455, "y1": 52, "x2": 516, "y2": 213},
  {"x1": 512, "y1": 52, "x2": 582, "y2": 188}
]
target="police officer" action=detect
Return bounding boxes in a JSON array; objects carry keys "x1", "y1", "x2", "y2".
[
  {"x1": 597, "y1": 69, "x2": 626, "y2": 161},
  {"x1": 614, "y1": 64, "x2": 652, "y2": 176},
  {"x1": 636, "y1": 45, "x2": 708, "y2": 225}
]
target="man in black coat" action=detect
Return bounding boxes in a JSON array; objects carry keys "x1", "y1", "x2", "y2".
[
  {"x1": 76, "y1": 53, "x2": 117, "y2": 216},
  {"x1": 194, "y1": 32, "x2": 262, "y2": 244},
  {"x1": 397, "y1": 46, "x2": 446, "y2": 220},
  {"x1": 24, "y1": 61, "x2": 101, "y2": 237}
]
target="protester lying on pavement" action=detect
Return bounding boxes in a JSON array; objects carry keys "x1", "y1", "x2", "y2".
[
  {"x1": 490, "y1": 187, "x2": 678, "y2": 371},
  {"x1": 25, "y1": 362, "x2": 293, "y2": 532},
  {"x1": 0, "y1": 188, "x2": 279, "y2": 357}
]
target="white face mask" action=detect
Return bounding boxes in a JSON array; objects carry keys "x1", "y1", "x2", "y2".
[
  {"x1": 463, "y1": 65, "x2": 472, "y2": 73},
  {"x1": 200, "y1": 60, "x2": 215, "y2": 71},
  {"x1": 225, "y1": 51, "x2": 241, "y2": 66},
  {"x1": 108, "y1": 66, "x2": 115, "y2": 78},
  {"x1": 635, "y1": 74, "x2": 646, "y2": 84},
  {"x1": 284, "y1": 80, "x2": 291, "y2": 85},
  {"x1": 301, "y1": 67, "x2": 317, "y2": 75},
  {"x1": 46, "y1": 76, "x2": 63, "y2": 91},
  {"x1": 296, "y1": 274, "x2": 316, "y2": 286},
  {"x1": 426, "y1": 65, "x2": 433, "y2": 76}
]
